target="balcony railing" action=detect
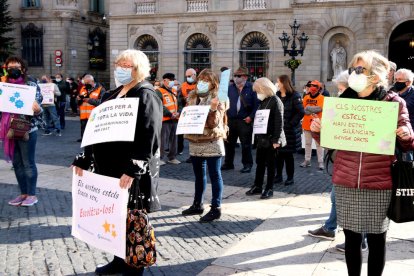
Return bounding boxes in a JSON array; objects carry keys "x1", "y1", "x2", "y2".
[
  {"x1": 243, "y1": 0, "x2": 266, "y2": 10},
  {"x1": 187, "y1": 1, "x2": 208, "y2": 12},
  {"x1": 136, "y1": 1, "x2": 156, "y2": 14}
]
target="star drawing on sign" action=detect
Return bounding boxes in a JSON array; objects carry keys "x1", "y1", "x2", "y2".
[
  {"x1": 9, "y1": 96, "x2": 15, "y2": 103},
  {"x1": 111, "y1": 230, "x2": 117, "y2": 238},
  {"x1": 102, "y1": 220, "x2": 111, "y2": 233},
  {"x1": 378, "y1": 139, "x2": 391, "y2": 152},
  {"x1": 15, "y1": 100, "x2": 24, "y2": 109},
  {"x1": 14, "y1": 92, "x2": 20, "y2": 98}
]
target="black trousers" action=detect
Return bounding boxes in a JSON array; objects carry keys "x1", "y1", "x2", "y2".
[
  {"x1": 276, "y1": 151, "x2": 295, "y2": 180},
  {"x1": 224, "y1": 118, "x2": 253, "y2": 167},
  {"x1": 80, "y1": 119, "x2": 88, "y2": 138},
  {"x1": 177, "y1": 134, "x2": 184, "y2": 153},
  {"x1": 344, "y1": 229, "x2": 386, "y2": 276},
  {"x1": 254, "y1": 147, "x2": 276, "y2": 190}
]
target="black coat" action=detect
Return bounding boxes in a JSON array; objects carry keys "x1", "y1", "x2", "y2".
[
  {"x1": 73, "y1": 80, "x2": 163, "y2": 212},
  {"x1": 255, "y1": 96, "x2": 285, "y2": 148},
  {"x1": 277, "y1": 91, "x2": 305, "y2": 153}
]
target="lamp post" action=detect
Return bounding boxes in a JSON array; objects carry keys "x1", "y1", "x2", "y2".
[{"x1": 279, "y1": 19, "x2": 309, "y2": 86}]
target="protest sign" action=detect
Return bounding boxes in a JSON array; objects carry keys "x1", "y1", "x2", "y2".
[
  {"x1": 38, "y1": 83, "x2": 55, "y2": 104},
  {"x1": 176, "y1": 105, "x2": 210, "y2": 135},
  {"x1": 0, "y1": 82, "x2": 36, "y2": 115},
  {"x1": 320, "y1": 97, "x2": 398, "y2": 155},
  {"x1": 253, "y1": 109, "x2": 270, "y2": 134},
  {"x1": 71, "y1": 169, "x2": 129, "y2": 258},
  {"x1": 218, "y1": 69, "x2": 231, "y2": 102},
  {"x1": 81, "y1": 98, "x2": 139, "y2": 147}
]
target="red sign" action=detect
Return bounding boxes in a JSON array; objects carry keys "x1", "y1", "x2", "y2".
[
  {"x1": 55, "y1": 57, "x2": 62, "y2": 64},
  {"x1": 55, "y1": 50, "x2": 62, "y2": 57}
]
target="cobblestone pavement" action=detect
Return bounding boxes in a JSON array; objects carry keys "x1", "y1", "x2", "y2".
[{"x1": 0, "y1": 116, "x2": 332, "y2": 276}]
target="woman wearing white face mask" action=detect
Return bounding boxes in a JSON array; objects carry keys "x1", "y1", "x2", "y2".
[
  {"x1": 73, "y1": 49, "x2": 162, "y2": 276},
  {"x1": 245, "y1": 77, "x2": 286, "y2": 199},
  {"x1": 182, "y1": 69, "x2": 228, "y2": 222},
  {"x1": 310, "y1": 50, "x2": 414, "y2": 276}
]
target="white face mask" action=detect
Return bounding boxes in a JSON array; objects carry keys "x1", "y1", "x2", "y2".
[
  {"x1": 275, "y1": 83, "x2": 280, "y2": 92},
  {"x1": 257, "y1": 93, "x2": 266, "y2": 101},
  {"x1": 187, "y1": 77, "x2": 194, "y2": 83},
  {"x1": 168, "y1": 80, "x2": 175, "y2": 88},
  {"x1": 348, "y1": 71, "x2": 369, "y2": 93}
]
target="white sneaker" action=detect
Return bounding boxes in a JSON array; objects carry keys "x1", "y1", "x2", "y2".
[
  {"x1": 300, "y1": 160, "x2": 311, "y2": 167},
  {"x1": 319, "y1": 162, "x2": 324, "y2": 170},
  {"x1": 167, "y1": 159, "x2": 181, "y2": 165},
  {"x1": 159, "y1": 160, "x2": 166, "y2": 166}
]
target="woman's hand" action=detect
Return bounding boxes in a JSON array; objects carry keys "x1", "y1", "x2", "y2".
[
  {"x1": 310, "y1": 117, "x2": 322, "y2": 133},
  {"x1": 210, "y1": 97, "x2": 219, "y2": 111},
  {"x1": 273, "y1": 143, "x2": 280, "y2": 149},
  {"x1": 32, "y1": 101, "x2": 41, "y2": 114},
  {"x1": 72, "y1": 166, "x2": 83, "y2": 177},
  {"x1": 119, "y1": 174, "x2": 134, "y2": 189},
  {"x1": 396, "y1": 126, "x2": 411, "y2": 141}
]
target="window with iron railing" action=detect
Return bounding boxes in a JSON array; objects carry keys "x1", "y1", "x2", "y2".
[
  {"x1": 22, "y1": 0, "x2": 40, "y2": 8},
  {"x1": 239, "y1": 32, "x2": 269, "y2": 81},
  {"x1": 90, "y1": 0, "x2": 104, "y2": 14},
  {"x1": 185, "y1": 33, "x2": 211, "y2": 74},
  {"x1": 135, "y1": 34, "x2": 159, "y2": 79},
  {"x1": 21, "y1": 23, "x2": 43, "y2": 67}
]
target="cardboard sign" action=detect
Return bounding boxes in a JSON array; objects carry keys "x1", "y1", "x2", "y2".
[
  {"x1": 71, "y1": 169, "x2": 129, "y2": 258},
  {"x1": 176, "y1": 105, "x2": 210, "y2": 135},
  {"x1": 38, "y1": 83, "x2": 55, "y2": 104},
  {"x1": 81, "y1": 98, "x2": 139, "y2": 147},
  {"x1": 218, "y1": 69, "x2": 231, "y2": 102},
  {"x1": 253, "y1": 109, "x2": 270, "y2": 134},
  {"x1": 0, "y1": 82, "x2": 36, "y2": 115},
  {"x1": 320, "y1": 97, "x2": 399, "y2": 155}
]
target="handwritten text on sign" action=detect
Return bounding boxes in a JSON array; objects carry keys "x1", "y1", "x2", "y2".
[
  {"x1": 320, "y1": 97, "x2": 398, "y2": 155},
  {"x1": 81, "y1": 98, "x2": 139, "y2": 147},
  {"x1": 38, "y1": 83, "x2": 55, "y2": 104},
  {"x1": 0, "y1": 82, "x2": 36, "y2": 115},
  {"x1": 176, "y1": 105, "x2": 210, "y2": 135},
  {"x1": 71, "y1": 169, "x2": 129, "y2": 258}
]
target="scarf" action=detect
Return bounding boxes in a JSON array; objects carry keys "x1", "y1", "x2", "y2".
[{"x1": 0, "y1": 76, "x2": 26, "y2": 161}]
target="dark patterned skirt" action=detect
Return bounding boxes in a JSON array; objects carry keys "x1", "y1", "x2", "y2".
[{"x1": 335, "y1": 184, "x2": 392, "y2": 234}]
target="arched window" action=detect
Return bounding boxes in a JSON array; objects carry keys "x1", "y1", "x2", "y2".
[
  {"x1": 135, "y1": 34, "x2": 159, "y2": 80},
  {"x1": 240, "y1": 32, "x2": 269, "y2": 81},
  {"x1": 389, "y1": 20, "x2": 414, "y2": 72},
  {"x1": 21, "y1": 23, "x2": 43, "y2": 67},
  {"x1": 185, "y1": 33, "x2": 211, "y2": 74}
]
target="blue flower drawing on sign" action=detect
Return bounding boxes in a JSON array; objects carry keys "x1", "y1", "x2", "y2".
[
  {"x1": 14, "y1": 92, "x2": 20, "y2": 98},
  {"x1": 9, "y1": 96, "x2": 16, "y2": 103},
  {"x1": 15, "y1": 100, "x2": 24, "y2": 109}
]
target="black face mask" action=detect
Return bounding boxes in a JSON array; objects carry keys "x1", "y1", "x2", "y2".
[
  {"x1": 7, "y1": 68, "x2": 23, "y2": 79},
  {"x1": 85, "y1": 84, "x2": 93, "y2": 90},
  {"x1": 394, "y1": 82, "x2": 407, "y2": 92}
]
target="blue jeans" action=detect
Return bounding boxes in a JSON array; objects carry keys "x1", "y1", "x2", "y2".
[
  {"x1": 12, "y1": 131, "x2": 38, "y2": 196},
  {"x1": 324, "y1": 185, "x2": 337, "y2": 232},
  {"x1": 42, "y1": 105, "x2": 61, "y2": 131},
  {"x1": 191, "y1": 156, "x2": 223, "y2": 208},
  {"x1": 57, "y1": 102, "x2": 66, "y2": 129}
]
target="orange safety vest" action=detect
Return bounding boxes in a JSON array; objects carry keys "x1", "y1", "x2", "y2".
[
  {"x1": 180, "y1": 82, "x2": 196, "y2": 100},
  {"x1": 79, "y1": 85, "x2": 103, "y2": 120},
  {"x1": 302, "y1": 93, "x2": 324, "y2": 131},
  {"x1": 0, "y1": 76, "x2": 7, "y2": 83},
  {"x1": 158, "y1": 87, "x2": 178, "y2": 122}
]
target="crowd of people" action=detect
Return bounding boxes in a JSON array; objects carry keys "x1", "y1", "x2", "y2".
[{"x1": 1, "y1": 48, "x2": 414, "y2": 276}]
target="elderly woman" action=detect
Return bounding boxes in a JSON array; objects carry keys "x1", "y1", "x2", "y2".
[
  {"x1": 1, "y1": 57, "x2": 42, "y2": 207},
  {"x1": 334, "y1": 70, "x2": 350, "y2": 96},
  {"x1": 181, "y1": 69, "x2": 228, "y2": 222},
  {"x1": 245, "y1": 77, "x2": 285, "y2": 199},
  {"x1": 72, "y1": 49, "x2": 162, "y2": 275},
  {"x1": 311, "y1": 50, "x2": 414, "y2": 276},
  {"x1": 274, "y1": 75, "x2": 304, "y2": 186}
]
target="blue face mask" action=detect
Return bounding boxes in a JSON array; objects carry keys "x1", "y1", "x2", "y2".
[
  {"x1": 197, "y1": 81, "x2": 210, "y2": 96},
  {"x1": 168, "y1": 80, "x2": 175, "y2": 88},
  {"x1": 114, "y1": 67, "x2": 134, "y2": 85}
]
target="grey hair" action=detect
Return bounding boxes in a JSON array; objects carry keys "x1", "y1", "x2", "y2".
[
  {"x1": 348, "y1": 50, "x2": 390, "y2": 89},
  {"x1": 333, "y1": 70, "x2": 349, "y2": 86},
  {"x1": 395, "y1": 68, "x2": 414, "y2": 84},
  {"x1": 253, "y1": 77, "x2": 277, "y2": 96},
  {"x1": 389, "y1": 61, "x2": 397, "y2": 71},
  {"x1": 114, "y1": 49, "x2": 150, "y2": 82},
  {"x1": 83, "y1": 74, "x2": 95, "y2": 82},
  {"x1": 186, "y1": 68, "x2": 196, "y2": 76}
]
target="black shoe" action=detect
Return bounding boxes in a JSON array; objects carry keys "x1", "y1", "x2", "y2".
[
  {"x1": 308, "y1": 226, "x2": 335, "y2": 240},
  {"x1": 240, "y1": 166, "x2": 252, "y2": 173},
  {"x1": 199, "y1": 206, "x2": 221, "y2": 223},
  {"x1": 186, "y1": 157, "x2": 192, "y2": 163},
  {"x1": 221, "y1": 164, "x2": 234, "y2": 170},
  {"x1": 260, "y1": 189, "x2": 273, "y2": 199},
  {"x1": 245, "y1": 186, "x2": 262, "y2": 195},
  {"x1": 284, "y1": 179, "x2": 294, "y2": 186},
  {"x1": 274, "y1": 175, "x2": 283, "y2": 183},
  {"x1": 95, "y1": 257, "x2": 125, "y2": 275},
  {"x1": 182, "y1": 202, "x2": 204, "y2": 216}
]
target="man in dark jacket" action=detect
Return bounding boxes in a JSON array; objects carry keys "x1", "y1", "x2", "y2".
[
  {"x1": 222, "y1": 67, "x2": 258, "y2": 173},
  {"x1": 55, "y1": 73, "x2": 70, "y2": 129}
]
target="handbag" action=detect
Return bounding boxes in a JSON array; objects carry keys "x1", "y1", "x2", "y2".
[
  {"x1": 6, "y1": 114, "x2": 31, "y2": 141},
  {"x1": 125, "y1": 180, "x2": 157, "y2": 268},
  {"x1": 387, "y1": 153, "x2": 414, "y2": 223}
]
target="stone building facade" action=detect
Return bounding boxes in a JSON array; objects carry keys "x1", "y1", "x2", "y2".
[
  {"x1": 7, "y1": 0, "x2": 110, "y2": 87},
  {"x1": 109, "y1": 0, "x2": 414, "y2": 91}
]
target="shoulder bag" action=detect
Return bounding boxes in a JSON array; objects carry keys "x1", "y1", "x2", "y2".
[{"x1": 7, "y1": 114, "x2": 31, "y2": 141}]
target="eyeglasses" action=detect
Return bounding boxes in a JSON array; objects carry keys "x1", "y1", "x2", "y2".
[
  {"x1": 185, "y1": 75, "x2": 193, "y2": 78},
  {"x1": 348, "y1": 66, "x2": 367, "y2": 75},
  {"x1": 115, "y1": 63, "x2": 134, "y2": 69},
  {"x1": 234, "y1": 75, "x2": 244, "y2": 78}
]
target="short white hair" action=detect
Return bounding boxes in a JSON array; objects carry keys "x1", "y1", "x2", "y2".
[
  {"x1": 395, "y1": 69, "x2": 414, "y2": 84},
  {"x1": 253, "y1": 77, "x2": 277, "y2": 96},
  {"x1": 333, "y1": 70, "x2": 349, "y2": 86},
  {"x1": 83, "y1": 74, "x2": 95, "y2": 82},
  {"x1": 114, "y1": 49, "x2": 150, "y2": 82},
  {"x1": 186, "y1": 68, "x2": 196, "y2": 76}
]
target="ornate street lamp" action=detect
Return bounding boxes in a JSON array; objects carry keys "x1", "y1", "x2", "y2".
[{"x1": 279, "y1": 19, "x2": 309, "y2": 85}]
